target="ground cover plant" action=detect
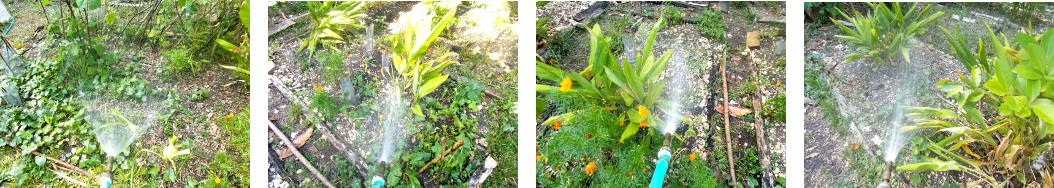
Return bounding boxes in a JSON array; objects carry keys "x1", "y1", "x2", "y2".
[
  {"x1": 267, "y1": 1, "x2": 518, "y2": 187},
  {"x1": 537, "y1": 2, "x2": 786, "y2": 187},
  {"x1": 0, "y1": 0, "x2": 250, "y2": 187}
]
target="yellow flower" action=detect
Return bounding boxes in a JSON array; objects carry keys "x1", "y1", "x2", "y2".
[
  {"x1": 226, "y1": 114, "x2": 233, "y2": 119},
  {"x1": 537, "y1": 155, "x2": 541, "y2": 161},
  {"x1": 559, "y1": 77, "x2": 572, "y2": 93},
  {"x1": 638, "y1": 106, "x2": 648, "y2": 118},
  {"x1": 214, "y1": 177, "x2": 221, "y2": 184}
]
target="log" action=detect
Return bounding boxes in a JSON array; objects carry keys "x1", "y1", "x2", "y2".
[
  {"x1": 267, "y1": 121, "x2": 336, "y2": 188},
  {"x1": 750, "y1": 48, "x2": 773, "y2": 187}
]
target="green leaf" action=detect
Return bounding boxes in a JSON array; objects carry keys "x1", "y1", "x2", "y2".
[
  {"x1": 105, "y1": 13, "x2": 116, "y2": 25},
  {"x1": 418, "y1": 74, "x2": 448, "y2": 98},
  {"x1": 896, "y1": 160, "x2": 963, "y2": 171},
  {"x1": 239, "y1": 0, "x2": 250, "y2": 30},
  {"x1": 1033, "y1": 103, "x2": 1054, "y2": 124},
  {"x1": 411, "y1": 104, "x2": 424, "y2": 117},
  {"x1": 620, "y1": 121, "x2": 640, "y2": 143},
  {"x1": 89, "y1": 0, "x2": 101, "y2": 9}
]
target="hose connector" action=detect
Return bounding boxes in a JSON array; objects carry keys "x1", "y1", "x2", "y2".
[
  {"x1": 877, "y1": 161, "x2": 894, "y2": 188},
  {"x1": 371, "y1": 176, "x2": 385, "y2": 188}
]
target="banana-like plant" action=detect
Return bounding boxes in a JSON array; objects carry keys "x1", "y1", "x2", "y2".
[
  {"x1": 832, "y1": 2, "x2": 943, "y2": 65},
  {"x1": 389, "y1": 6, "x2": 458, "y2": 116},
  {"x1": 537, "y1": 18, "x2": 676, "y2": 142},
  {"x1": 298, "y1": 1, "x2": 366, "y2": 59},
  {"x1": 216, "y1": 0, "x2": 250, "y2": 85},
  {"x1": 898, "y1": 25, "x2": 1054, "y2": 186}
]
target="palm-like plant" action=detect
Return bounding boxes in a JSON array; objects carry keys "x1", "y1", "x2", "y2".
[
  {"x1": 832, "y1": 2, "x2": 943, "y2": 65},
  {"x1": 298, "y1": 1, "x2": 366, "y2": 59},
  {"x1": 389, "y1": 6, "x2": 458, "y2": 116},
  {"x1": 537, "y1": 18, "x2": 675, "y2": 142}
]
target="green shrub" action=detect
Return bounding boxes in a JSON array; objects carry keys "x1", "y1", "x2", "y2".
[
  {"x1": 832, "y1": 2, "x2": 943, "y2": 65},
  {"x1": 161, "y1": 48, "x2": 201, "y2": 75},
  {"x1": 897, "y1": 26, "x2": 1054, "y2": 186},
  {"x1": 319, "y1": 50, "x2": 345, "y2": 84},
  {"x1": 299, "y1": 1, "x2": 366, "y2": 59},
  {"x1": 389, "y1": 5, "x2": 459, "y2": 116},
  {"x1": 537, "y1": 18, "x2": 675, "y2": 142}
]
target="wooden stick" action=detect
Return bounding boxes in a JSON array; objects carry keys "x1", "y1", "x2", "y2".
[
  {"x1": 50, "y1": 169, "x2": 87, "y2": 186},
  {"x1": 721, "y1": 52, "x2": 738, "y2": 185},
  {"x1": 267, "y1": 121, "x2": 336, "y2": 188},
  {"x1": 12, "y1": 146, "x2": 91, "y2": 177},
  {"x1": 418, "y1": 139, "x2": 465, "y2": 174},
  {"x1": 269, "y1": 75, "x2": 369, "y2": 178}
]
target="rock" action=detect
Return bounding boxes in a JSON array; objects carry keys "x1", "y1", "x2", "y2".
[
  {"x1": 572, "y1": 1, "x2": 609, "y2": 24},
  {"x1": 834, "y1": 20, "x2": 854, "y2": 27},
  {"x1": 717, "y1": 2, "x2": 729, "y2": 12},
  {"x1": 774, "y1": 41, "x2": 786, "y2": 57},
  {"x1": 746, "y1": 31, "x2": 761, "y2": 49}
]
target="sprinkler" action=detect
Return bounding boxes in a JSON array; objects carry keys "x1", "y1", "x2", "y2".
[
  {"x1": 371, "y1": 161, "x2": 389, "y2": 188},
  {"x1": 99, "y1": 157, "x2": 113, "y2": 188},
  {"x1": 877, "y1": 160, "x2": 894, "y2": 188},
  {"x1": 648, "y1": 134, "x2": 674, "y2": 188}
]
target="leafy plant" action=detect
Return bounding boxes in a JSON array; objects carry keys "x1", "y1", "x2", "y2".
[
  {"x1": 216, "y1": 0, "x2": 251, "y2": 85},
  {"x1": 832, "y1": 2, "x2": 944, "y2": 65},
  {"x1": 299, "y1": 1, "x2": 366, "y2": 59},
  {"x1": 389, "y1": 5, "x2": 458, "y2": 116},
  {"x1": 161, "y1": 48, "x2": 202, "y2": 75},
  {"x1": 537, "y1": 18, "x2": 675, "y2": 142},
  {"x1": 897, "y1": 25, "x2": 1054, "y2": 186}
]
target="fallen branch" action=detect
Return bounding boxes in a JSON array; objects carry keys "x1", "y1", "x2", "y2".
[
  {"x1": 269, "y1": 75, "x2": 369, "y2": 178},
  {"x1": 12, "y1": 146, "x2": 90, "y2": 177},
  {"x1": 721, "y1": 52, "x2": 738, "y2": 185},
  {"x1": 50, "y1": 169, "x2": 87, "y2": 186},
  {"x1": 269, "y1": 13, "x2": 310, "y2": 36},
  {"x1": 267, "y1": 121, "x2": 336, "y2": 188},
  {"x1": 418, "y1": 139, "x2": 465, "y2": 174}
]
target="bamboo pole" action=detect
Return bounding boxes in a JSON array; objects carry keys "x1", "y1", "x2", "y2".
[
  {"x1": 267, "y1": 121, "x2": 336, "y2": 188},
  {"x1": 721, "y1": 52, "x2": 737, "y2": 185}
]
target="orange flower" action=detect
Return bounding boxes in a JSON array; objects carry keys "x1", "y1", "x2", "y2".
[
  {"x1": 537, "y1": 155, "x2": 541, "y2": 161},
  {"x1": 554, "y1": 120, "x2": 562, "y2": 131},
  {"x1": 620, "y1": 121, "x2": 625, "y2": 126},
  {"x1": 638, "y1": 106, "x2": 649, "y2": 118},
  {"x1": 585, "y1": 162, "x2": 597, "y2": 176},
  {"x1": 559, "y1": 77, "x2": 572, "y2": 93},
  {"x1": 313, "y1": 83, "x2": 323, "y2": 93},
  {"x1": 344, "y1": 53, "x2": 349, "y2": 58},
  {"x1": 689, "y1": 153, "x2": 696, "y2": 161},
  {"x1": 586, "y1": 133, "x2": 592, "y2": 138},
  {"x1": 639, "y1": 121, "x2": 647, "y2": 128}
]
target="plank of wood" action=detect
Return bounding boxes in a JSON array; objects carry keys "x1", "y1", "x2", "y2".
[
  {"x1": 750, "y1": 48, "x2": 773, "y2": 187},
  {"x1": 268, "y1": 13, "x2": 309, "y2": 36}
]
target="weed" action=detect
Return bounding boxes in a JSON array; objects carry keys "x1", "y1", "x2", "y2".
[
  {"x1": 191, "y1": 88, "x2": 209, "y2": 102},
  {"x1": 161, "y1": 48, "x2": 202, "y2": 76},
  {"x1": 694, "y1": 8, "x2": 725, "y2": 42}
]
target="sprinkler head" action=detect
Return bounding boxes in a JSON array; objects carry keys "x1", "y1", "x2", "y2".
[{"x1": 662, "y1": 133, "x2": 673, "y2": 148}]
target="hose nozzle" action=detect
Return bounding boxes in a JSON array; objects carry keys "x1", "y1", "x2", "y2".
[{"x1": 877, "y1": 161, "x2": 894, "y2": 188}]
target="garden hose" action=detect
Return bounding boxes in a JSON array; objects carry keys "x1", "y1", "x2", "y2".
[
  {"x1": 877, "y1": 161, "x2": 894, "y2": 188},
  {"x1": 372, "y1": 161, "x2": 388, "y2": 188},
  {"x1": 649, "y1": 134, "x2": 674, "y2": 188},
  {"x1": 100, "y1": 157, "x2": 113, "y2": 188}
]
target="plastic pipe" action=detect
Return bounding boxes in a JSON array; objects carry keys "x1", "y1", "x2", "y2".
[
  {"x1": 649, "y1": 134, "x2": 674, "y2": 188},
  {"x1": 370, "y1": 176, "x2": 385, "y2": 188},
  {"x1": 371, "y1": 161, "x2": 388, "y2": 188},
  {"x1": 3, "y1": 18, "x2": 12, "y2": 37}
]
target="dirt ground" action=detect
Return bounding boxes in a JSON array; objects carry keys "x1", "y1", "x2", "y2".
[{"x1": 805, "y1": 2, "x2": 1053, "y2": 187}]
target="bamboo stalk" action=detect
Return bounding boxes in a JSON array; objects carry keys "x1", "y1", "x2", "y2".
[
  {"x1": 721, "y1": 52, "x2": 737, "y2": 185},
  {"x1": 267, "y1": 121, "x2": 336, "y2": 188},
  {"x1": 418, "y1": 139, "x2": 465, "y2": 174}
]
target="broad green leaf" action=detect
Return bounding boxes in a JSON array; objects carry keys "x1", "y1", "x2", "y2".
[
  {"x1": 418, "y1": 74, "x2": 448, "y2": 99},
  {"x1": 896, "y1": 160, "x2": 963, "y2": 171},
  {"x1": 411, "y1": 104, "x2": 424, "y2": 117},
  {"x1": 105, "y1": 13, "x2": 116, "y2": 25}
]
